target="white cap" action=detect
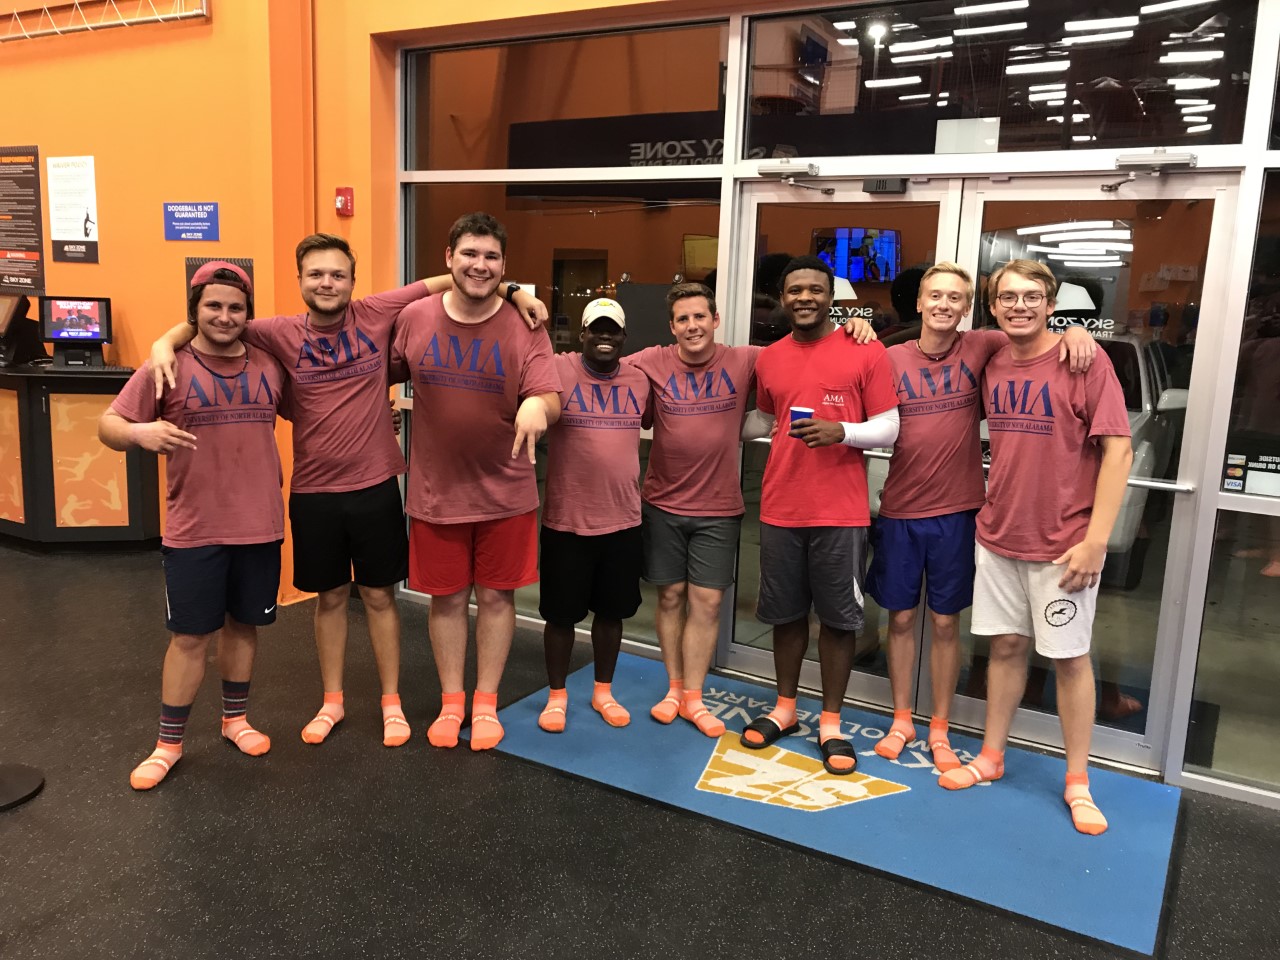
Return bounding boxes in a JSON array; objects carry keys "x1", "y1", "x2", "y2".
[{"x1": 582, "y1": 297, "x2": 626, "y2": 330}]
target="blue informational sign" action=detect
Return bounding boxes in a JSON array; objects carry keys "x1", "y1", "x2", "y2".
[{"x1": 163, "y1": 202, "x2": 219, "y2": 241}]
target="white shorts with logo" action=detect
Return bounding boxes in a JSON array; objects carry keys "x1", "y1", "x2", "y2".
[{"x1": 970, "y1": 542, "x2": 1099, "y2": 659}]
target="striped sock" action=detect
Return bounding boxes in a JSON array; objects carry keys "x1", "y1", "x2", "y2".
[
  {"x1": 221, "y1": 680, "x2": 251, "y2": 721},
  {"x1": 159, "y1": 702, "x2": 192, "y2": 746}
]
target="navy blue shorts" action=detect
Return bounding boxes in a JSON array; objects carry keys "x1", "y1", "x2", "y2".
[
  {"x1": 865, "y1": 510, "x2": 978, "y2": 615},
  {"x1": 162, "y1": 541, "x2": 283, "y2": 636}
]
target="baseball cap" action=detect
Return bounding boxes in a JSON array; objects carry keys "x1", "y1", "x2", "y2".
[
  {"x1": 190, "y1": 260, "x2": 253, "y2": 297},
  {"x1": 581, "y1": 297, "x2": 625, "y2": 330}
]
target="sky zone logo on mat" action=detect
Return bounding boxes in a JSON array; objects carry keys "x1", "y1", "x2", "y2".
[{"x1": 696, "y1": 735, "x2": 909, "y2": 812}]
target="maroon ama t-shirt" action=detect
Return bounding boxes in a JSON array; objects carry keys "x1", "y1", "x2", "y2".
[
  {"x1": 243, "y1": 283, "x2": 431, "y2": 494},
  {"x1": 110, "y1": 345, "x2": 286, "y2": 548},
  {"x1": 978, "y1": 343, "x2": 1131, "y2": 561},
  {"x1": 390, "y1": 294, "x2": 562, "y2": 524}
]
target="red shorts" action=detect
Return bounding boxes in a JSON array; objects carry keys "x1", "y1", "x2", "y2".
[{"x1": 408, "y1": 511, "x2": 539, "y2": 595}]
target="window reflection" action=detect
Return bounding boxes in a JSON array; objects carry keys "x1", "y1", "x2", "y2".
[
  {"x1": 1185, "y1": 512, "x2": 1280, "y2": 789},
  {"x1": 1222, "y1": 171, "x2": 1280, "y2": 496},
  {"x1": 405, "y1": 25, "x2": 728, "y2": 171},
  {"x1": 747, "y1": 2, "x2": 1254, "y2": 157}
]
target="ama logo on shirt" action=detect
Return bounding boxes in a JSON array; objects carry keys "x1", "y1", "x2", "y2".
[
  {"x1": 987, "y1": 379, "x2": 1054, "y2": 417},
  {"x1": 565, "y1": 381, "x2": 642, "y2": 416},
  {"x1": 896, "y1": 360, "x2": 979, "y2": 400},
  {"x1": 418, "y1": 333, "x2": 505, "y2": 376},
  {"x1": 184, "y1": 371, "x2": 277, "y2": 410},
  {"x1": 663, "y1": 368, "x2": 738, "y2": 401},
  {"x1": 296, "y1": 328, "x2": 379, "y2": 368}
]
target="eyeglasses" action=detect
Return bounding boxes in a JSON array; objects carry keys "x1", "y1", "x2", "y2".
[{"x1": 995, "y1": 291, "x2": 1046, "y2": 308}]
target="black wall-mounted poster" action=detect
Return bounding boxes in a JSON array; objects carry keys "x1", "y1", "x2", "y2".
[{"x1": 0, "y1": 145, "x2": 46, "y2": 296}]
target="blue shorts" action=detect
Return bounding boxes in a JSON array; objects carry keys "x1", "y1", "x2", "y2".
[
  {"x1": 162, "y1": 541, "x2": 283, "y2": 636},
  {"x1": 865, "y1": 510, "x2": 978, "y2": 615}
]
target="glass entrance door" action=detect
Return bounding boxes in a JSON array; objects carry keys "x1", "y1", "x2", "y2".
[
  {"x1": 722, "y1": 179, "x2": 961, "y2": 710},
  {"x1": 723, "y1": 172, "x2": 1236, "y2": 769}
]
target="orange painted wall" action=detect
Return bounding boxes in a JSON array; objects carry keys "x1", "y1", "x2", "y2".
[{"x1": 0, "y1": 1, "x2": 315, "y2": 602}]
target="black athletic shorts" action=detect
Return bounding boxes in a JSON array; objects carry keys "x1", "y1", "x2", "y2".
[
  {"x1": 289, "y1": 477, "x2": 409, "y2": 592},
  {"x1": 162, "y1": 540, "x2": 283, "y2": 636},
  {"x1": 538, "y1": 525, "x2": 643, "y2": 627}
]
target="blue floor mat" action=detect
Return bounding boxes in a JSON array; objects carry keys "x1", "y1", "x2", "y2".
[{"x1": 478, "y1": 653, "x2": 1180, "y2": 955}]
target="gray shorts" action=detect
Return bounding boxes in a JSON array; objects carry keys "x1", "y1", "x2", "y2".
[
  {"x1": 757, "y1": 523, "x2": 868, "y2": 632},
  {"x1": 641, "y1": 502, "x2": 741, "y2": 590}
]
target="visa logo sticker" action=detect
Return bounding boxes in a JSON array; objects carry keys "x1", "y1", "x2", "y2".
[
  {"x1": 695, "y1": 734, "x2": 909, "y2": 811},
  {"x1": 1224, "y1": 478, "x2": 1244, "y2": 490}
]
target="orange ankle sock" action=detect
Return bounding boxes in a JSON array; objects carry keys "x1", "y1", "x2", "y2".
[
  {"x1": 1065, "y1": 771, "x2": 1109, "y2": 836},
  {"x1": 874, "y1": 709, "x2": 917, "y2": 760},
  {"x1": 743, "y1": 696, "x2": 797, "y2": 745},
  {"x1": 470, "y1": 691, "x2": 504, "y2": 751},
  {"x1": 302, "y1": 691, "x2": 344, "y2": 744},
  {"x1": 679, "y1": 689, "x2": 725, "y2": 737},
  {"x1": 427, "y1": 691, "x2": 465, "y2": 748},
  {"x1": 927, "y1": 717, "x2": 961, "y2": 772},
  {"x1": 592, "y1": 681, "x2": 630, "y2": 727},
  {"x1": 539, "y1": 688, "x2": 568, "y2": 733},
  {"x1": 381, "y1": 694, "x2": 410, "y2": 747},
  {"x1": 650, "y1": 677, "x2": 683, "y2": 724},
  {"x1": 939, "y1": 745, "x2": 1004, "y2": 790},
  {"x1": 222, "y1": 716, "x2": 271, "y2": 756},
  {"x1": 820, "y1": 710, "x2": 856, "y2": 772},
  {"x1": 130, "y1": 741, "x2": 182, "y2": 791}
]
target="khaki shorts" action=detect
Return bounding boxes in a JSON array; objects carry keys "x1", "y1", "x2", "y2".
[{"x1": 970, "y1": 542, "x2": 1099, "y2": 659}]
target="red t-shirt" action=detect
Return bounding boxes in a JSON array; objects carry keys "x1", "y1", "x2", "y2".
[
  {"x1": 391, "y1": 294, "x2": 562, "y2": 524},
  {"x1": 978, "y1": 343, "x2": 1131, "y2": 561},
  {"x1": 110, "y1": 346, "x2": 286, "y2": 548},
  {"x1": 543, "y1": 353, "x2": 650, "y2": 536},
  {"x1": 755, "y1": 331, "x2": 897, "y2": 528},
  {"x1": 627, "y1": 343, "x2": 760, "y2": 517},
  {"x1": 244, "y1": 283, "x2": 430, "y2": 494},
  {"x1": 880, "y1": 330, "x2": 1007, "y2": 519}
]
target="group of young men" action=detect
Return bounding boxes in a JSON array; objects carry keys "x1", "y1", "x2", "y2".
[{"x1": 102, "y1": 211, "x2": 1132, "y2": 837}]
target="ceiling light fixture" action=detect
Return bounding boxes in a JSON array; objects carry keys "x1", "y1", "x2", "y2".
[
  {"x1": 1017, "y1": 220, "x2": 1115, "y2": 234},
  {"x1": 1159, "y1": 50, "x2": 1224, "y2": 62},
  {"x1": 1060, "y1": 30, "x2": 1134, "y2": 44},
  {"x1": 954, "y1": 0, "x2": 1028, "y2": 13},
  {"x1": 1065, "y1": 15, "x2": 1140, "y2": 29},
  {"x1": 892, "y1": 50, "x2": 955, "y2": 63},
  {"x1": 889, "y1": 35, "x2": 954, "y2": 52},
  {"x1": 1140, "y1": 0, "x2": 1219, "y2": 13},
  {"x1": 1006, "y1": 61, "x2": 1072, "y2": 74},
  {"x1": 954, "y1": 21, "x2": 1027, "y2": 35},
  {"x1": 865, "y1": 76, "x2": 923, "y2": 87}
]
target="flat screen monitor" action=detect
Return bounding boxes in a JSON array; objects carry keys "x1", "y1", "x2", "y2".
[
  {"x1": 812, "y1": 228, "x2": 902, "y2": 284},
  {"x1": 39, "y1": 296, "x2": 112, "y2": 344}
]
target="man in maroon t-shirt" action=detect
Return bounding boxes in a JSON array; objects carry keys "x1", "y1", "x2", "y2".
[
  {"x1": 150, "y1": 236, "x2": 547, "y2": 750},
  {"x1": 625, "y1": 283, "x2": 760, "y2": 738},
  {"x1": 391, "y1": 212, "x2": 562, "y2": 753},
  {"x1": 536, "y1": 298, "x2": 650, "y2": 733},
  {"x1": 937, "y1": 259, "x2": 1132, "y2": 838},
  {"x1": 101, "y1": 262, "x2": 285, "y2": 790}
]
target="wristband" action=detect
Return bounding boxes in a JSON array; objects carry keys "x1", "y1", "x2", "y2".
[{"x1": 504, "y1": 282, "x2": 520, "y2": 303}]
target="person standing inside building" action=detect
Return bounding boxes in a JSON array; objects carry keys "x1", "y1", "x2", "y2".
[
  {"x1": 392, "y1": 212, "x2": 561, "y2": 752},
  {"x1": 149, "y1": 236, "x2": 547, "y2": 750},
  {"x1": 938, "y1": 259, "x2": 1131, "y2": 838},
  {"x1": 101, "y1": 262, "x2": 284, "y2": 790},
  {"x1": 738, "y1": 256, "x2": 899, "y2": 774},
  {"x1": 864, "y1": 263, "x2": 1095, "y2": 771},
  {"x1": 626, "y1": 284, "x2": 760, "y2": 738},
  {"x1": 536, "y1": 298, "x2": 650, "y2": 732}
]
